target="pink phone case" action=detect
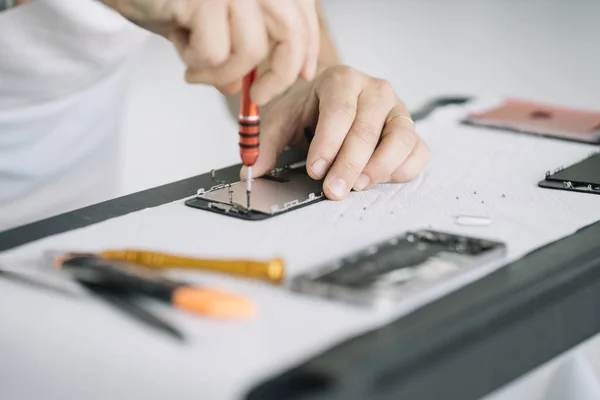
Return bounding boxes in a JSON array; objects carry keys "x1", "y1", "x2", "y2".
[{"x1": 464, "y1": 99, "x2": 600, "y2": 144}]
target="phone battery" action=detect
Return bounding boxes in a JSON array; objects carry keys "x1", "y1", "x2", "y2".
[{"x1": 290, "y1": 230, "x2": 506, "y2": 308}]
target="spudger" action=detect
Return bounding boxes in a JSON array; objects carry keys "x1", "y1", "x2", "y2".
[
  {"x1": 83, "y1": 282, "x2": 185, "y2": 341},
  {"x1": 239, "y1": 68, "x2": 260, "y2": 209},
  {"x1": 0, "y1": 267, "x2": 184, "y2": 341},
  {"x1": 0, "y1": 269, "x2": 78, "y2": 298},
  {"x1": 58, "y1": 254, "x2": 256, "y2": 319}
]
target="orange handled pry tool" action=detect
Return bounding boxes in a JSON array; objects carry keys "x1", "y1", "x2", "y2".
[
  {"x1": 55, "y1": 253, "x2": 256, "y2": 320},
  {"x1": 239, "y1": 68, "x2": 260, "y2": 208}
]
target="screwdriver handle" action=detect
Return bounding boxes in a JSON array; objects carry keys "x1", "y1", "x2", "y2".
[
  {"x1": 239, "y1": 68, "x2": 260, "y2": 167},
  {"x1": 99, "y1": 250, "x2": 285, "y2": 284},
  {"x1": 59, "y1": 254, "x2": 255, "y2": 319}
]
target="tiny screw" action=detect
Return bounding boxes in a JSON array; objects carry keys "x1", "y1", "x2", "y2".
[
  {"x1": 502, "y1": 194, "x2": 506, "y2": 198},
  {"x1": 481, "y1": 200, "x2": 484, "y2": 204},
  {"x1": 456, "y1": 196, "x2": 459, "y2": 200},
  {"x1": 474, "y1": 191, "x2": 477, "y2": 195}
]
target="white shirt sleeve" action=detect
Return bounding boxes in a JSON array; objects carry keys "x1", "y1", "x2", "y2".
[{"x1": 0, "y1": 0, "x2": 150, "y2": 229}]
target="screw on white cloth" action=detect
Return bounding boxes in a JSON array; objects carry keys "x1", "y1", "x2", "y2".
[{"x1": 455, "y1": 215, "x2": 491, "y2": 227}]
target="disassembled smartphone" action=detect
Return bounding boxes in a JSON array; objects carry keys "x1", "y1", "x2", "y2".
[
  {"x1": 185, "y1": 161, "x2": 325, "y2": 221},
  {"x1": 463, "y1": 98, "x2": 600, "y2": 144},
  {"x1": 538, "y1": 152, "x2": 600, "y2": 195},
  {"x1": 290, "y1": 230, "x2": 507, "y2": 308}
]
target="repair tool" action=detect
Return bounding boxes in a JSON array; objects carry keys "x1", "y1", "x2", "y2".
[
  {"x1": 1, "y1": 262, "x2": 184, "y2": 341},
  {"x1": 291, "y1": 229, "x2": 506, "y2": 308},
  {"x1": 455, "y1": 215, "x2": 492, "y2": 227},
  {"x1": 84, "y1": 282, "x2": 185, "y2": 341},
  {"x1": 98, "y1": 249, "x2": 285, "y2": 284},
  {"x1": 0, "y1": 268, "x2": 80, "y2": 298},
  {"x1": 239, "y1": 68, "x2": 260, "y2": 208},
  {"x1": 186, "y1": 161, "x2": 325, "y2": 221},
  {"x1": 56, "y1": 253, "x2": 256, "y2": 319}
]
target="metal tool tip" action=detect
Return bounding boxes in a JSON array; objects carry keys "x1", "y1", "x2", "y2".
[{"x1": 246, "y1": 167, "x2": 252, "y2": 187}]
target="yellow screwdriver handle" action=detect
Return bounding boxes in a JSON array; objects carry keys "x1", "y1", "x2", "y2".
[{"x1": 99, "y1": 250, "x2": 285, "y2": 284}]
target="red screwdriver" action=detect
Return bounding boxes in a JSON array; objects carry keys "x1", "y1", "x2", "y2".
[{"x1": 239, "y1": 68, "x2": 260, "y2": 209}]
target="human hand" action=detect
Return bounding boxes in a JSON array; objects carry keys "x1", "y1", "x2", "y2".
[
  {"x1": 243, "y1": 65, "x2": 430, "y2": 200},
  {"x1": 102, "y1": 0, "x2": 320, "y2": 105}
]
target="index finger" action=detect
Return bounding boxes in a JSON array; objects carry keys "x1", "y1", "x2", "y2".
[
  {"x1": 173, "y1": 2, "x2": 230, "y2": 69},
  {"x1": 250, "y1": 0, "x2": 309, "y2": 105},
  {"x1": 306, "y1": 70, "x2": 362, "y2": 181}
]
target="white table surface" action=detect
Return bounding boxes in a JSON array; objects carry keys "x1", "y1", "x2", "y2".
[{"x1": 2, "y1": 101, "x2": 600, "y2": 399}]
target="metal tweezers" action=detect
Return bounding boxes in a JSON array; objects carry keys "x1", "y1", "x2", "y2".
[{"x1": 0, "y1": 268, "x2": 184, "y2": 341}]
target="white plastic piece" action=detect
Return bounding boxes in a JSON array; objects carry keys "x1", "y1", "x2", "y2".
[{"x1": 455, "y1": 215, "x2": 492, "y2": 227}]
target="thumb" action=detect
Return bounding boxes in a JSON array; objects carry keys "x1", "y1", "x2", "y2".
[{"x1": 240, "y1": 111, "x2": 292, "y2": 180}]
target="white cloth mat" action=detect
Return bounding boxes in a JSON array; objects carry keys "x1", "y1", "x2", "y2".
[{"x1": 1, "y1": 100, "x2": 600, "y2": 400}]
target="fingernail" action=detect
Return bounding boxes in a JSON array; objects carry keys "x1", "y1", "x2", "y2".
[
  {"x1": 353, "y1": 174, "x2": 370, "y2": 191},
  {"x1": 311, "y1": 159, "x2": 328, "y2": 178},
  {"x1": 328, "y1": 178, "x2": 347, "y2": 199}
]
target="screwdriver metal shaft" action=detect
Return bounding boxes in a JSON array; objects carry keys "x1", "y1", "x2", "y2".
[{"x1": 239, "y1": 69, "x2": 260, "y2": 209}]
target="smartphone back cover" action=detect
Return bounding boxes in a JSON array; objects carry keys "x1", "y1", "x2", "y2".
[{"x1": 465, "y1": 98, "x2": 600, "y2": 144}]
